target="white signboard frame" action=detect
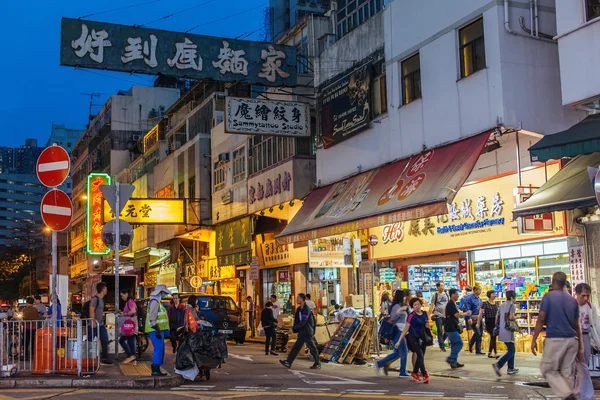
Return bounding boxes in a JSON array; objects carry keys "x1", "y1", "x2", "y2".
[{"x1": 225, "y1": 96, "x2": 309, "y2": 137}]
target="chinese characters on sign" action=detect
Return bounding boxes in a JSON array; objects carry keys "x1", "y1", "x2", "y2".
[
  {"x1": 143, "y1": 124, "x2": 159, "y2": 153},
  {"x1": 248, "y1": 171, "x2": 292, "y2": 206},
  {"x1": 225, "y1": 97, "x2": 309, "y2": 137},
  {"x1": 156, "y1": 185, "x2": 174, "y2": 199},
  {"x1": 216, "y1": 217, "x2": 252, "y2": 266},
  {"x1": 102, "y1": 198, "x2": 185, "y2": 224},
  {"x1": 208, "y1": 264, "x2": 236, "y2": 281},
  {"x1": 262, "y1": 240, "x2": 290, "y2": 268},
  {"x1": 87, "y1": 173, "x2": 111, "y2": 255},
  {"x1": 61, "y1": 18, "x2": 297, "y2": 86},
  {"x1": 569, "y1": 245, "x2": 586, "y2": 289}
]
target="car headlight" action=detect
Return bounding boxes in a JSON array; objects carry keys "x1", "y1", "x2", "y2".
[
  {"x1": 199, "y1": 320, "x2": 213, "y2": 328},
  {"x1": 238, "y1": 321, "x2": 246, "y2": 328}
]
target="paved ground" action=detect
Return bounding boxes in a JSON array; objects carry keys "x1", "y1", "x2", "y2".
[{"x1": 2, "y1": 341, "x2": 598, "y2": 399}]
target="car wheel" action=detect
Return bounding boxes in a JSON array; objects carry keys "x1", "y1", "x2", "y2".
[{"x1": 235, "y1": 338, "x2": 245, "y2": 345}]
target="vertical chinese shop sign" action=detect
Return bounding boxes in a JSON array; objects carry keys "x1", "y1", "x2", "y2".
[{"x1": 87, "y1": 173, "x2": 111, "y2": 255}]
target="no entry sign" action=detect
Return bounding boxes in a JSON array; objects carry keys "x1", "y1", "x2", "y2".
[
  {"x1": 41, "y1": 189, "x2": 73, "y2": 231},
  {"x1": 36, "y1": 146, "x2": 70, "y2": 187}
]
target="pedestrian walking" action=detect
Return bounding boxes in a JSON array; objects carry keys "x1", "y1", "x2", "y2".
[
  {"x1": 167, "y1": 293, "x2": 186, "y2": 353},
  {"x1": 279, "y1": 293, "x2": 320, "y2": 370},
  {"x1": 284, "y1": 295, "x2": 293, "y2": 314},
  {"x1": 89, "y1": 282, "x2": 113, "y2": 365},
  {"x1": 261, "y1": 302, "x2": 278, "y2": 356},
  {"x1": 305, "y1": 294, "x2": 317, "y2": 314},
  {"x1": 22, "y1": 297, "x2": 38, "y2": 361},
  {"x1": 7, "y1": 305, "x2": 15, "y2": 321},
  {"x1": 492, "y1": 290, "x2": 519, "y2": 376},
  {"x1": 445, "y1": 288, "x2": 472, "y2": 368},
  {"x1": 145, "y1": 284, "x2": 171, "y2": 376},
  {"x1": 246, "y1": 296, "x2": 256, "y2": 338},
  {"x1": 118, "y1": 289, "x2": 137, "y2": 364},
  {"x1": 574, "y1": 283, "x2": 600, "y2": 365},
  {"x1": 380, "y1": 293, "x2": 391, "y2": 320},
  {"x1": 416, "y1": 291, "x2": 428, "y2": 308},
  {"x1": 397, "y1": 297, "x2": 431, "y2": 383},
  {"x1": 532, "y1": 272, "x2": 582, "y2": 400},
  {"x1": 465, "y1": 285, "x2": 484, "y2": 355},
  {"x1": 482, "y1": 290, "x2": 499, "y2": 359},
  {"x1": 45, "y1": 299, "x2": 62, "y2": 327},
  {"x1": 429, "y1": 282, "x2": 449, "y2": 352},
  {"x1": 375, "y1": 289, "x2": 410, "y2": 377},
  {"x1": 34, "y1": 296, "x2": 47, "y2": 320},
  {"x1": 271, "y1": 294, "x2": 281, "y2": 320}
]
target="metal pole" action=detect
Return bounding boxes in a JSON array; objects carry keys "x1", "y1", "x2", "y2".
[
  {"x1": 114, "y1": 181, "x2": 120, "y2": 358},
  {"x1": 515, "y1": 130, "x2": 522, "y2": 187},
  {"x1": 371, "y1": 245, "x2": 379, "y2": 356},
  {"x1": 51, "y1": 230, "x2": 58, "y2": 373}
]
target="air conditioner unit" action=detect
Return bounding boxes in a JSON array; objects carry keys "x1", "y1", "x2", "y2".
[
  {"x1": 218, "y1": 152, "x2": 229, "y2": 162},
  {"x1": 132, "y1": 134, "x2": 141, "y2": 142}
]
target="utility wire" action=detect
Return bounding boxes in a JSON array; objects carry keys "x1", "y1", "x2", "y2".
[
  {"x1": 78, "y1": 0, "x2": 164, "y2": 20},
  {"x1": 185, "y1": 3, "x2": 269, "y2": 33},
  {"x1": 135, "y1": 0, "x2": 219, "y2": 28}
]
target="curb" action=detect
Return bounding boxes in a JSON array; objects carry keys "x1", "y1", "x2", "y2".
[{"x1": 0, "y1": 374, "x2": 183, "y2": 389}]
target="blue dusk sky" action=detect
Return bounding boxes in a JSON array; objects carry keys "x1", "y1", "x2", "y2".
[{"x1": 0, "y1": 0, "x2": 267, "y2": 147}]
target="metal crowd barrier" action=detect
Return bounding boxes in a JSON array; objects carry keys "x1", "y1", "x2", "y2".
[{"x1": 0, "y1": 318, "x2": 101, "y2": 376}]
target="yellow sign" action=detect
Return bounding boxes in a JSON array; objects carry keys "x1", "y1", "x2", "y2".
[
  {"x1": 370, "y1": 164, "x2": 566, "y2": 259},
  {"x1": 208, "y1": 265, "x2": 236, "y2": 281},
  {"x1": 143, "y1": 124, "x2": 159, "y2": 153},
  {"x1": 102, "y1": 198, "x2": 186, "y2": 224},
  {"x1": 190, "y1": 276, "x2": 203, "y2": 288}
]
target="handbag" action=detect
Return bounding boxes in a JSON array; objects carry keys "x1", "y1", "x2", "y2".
[
  {"x1": 380, "y1": 319, "x2": 399, "y2": 340},
  {"x1": 421, "y1": 328, "x2": 434, "y2": 346},
  {"x1": 504, "y1": 311, "x2": 519, "y2": 332}
]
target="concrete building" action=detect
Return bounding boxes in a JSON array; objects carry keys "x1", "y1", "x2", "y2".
[
  {"x1": 46, "y1": 123, "x2": 84, "y2": 193},
  {"x1": 0, "y1": 147, "x2": 14, "y2": 174},
  {"x1": 15, "y1": 139, "x2": 43, "y2": 175},
  {"x1": 68, "y1": 86, "x2": 180, "y2": 290}
]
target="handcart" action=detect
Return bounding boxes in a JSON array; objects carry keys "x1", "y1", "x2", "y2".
[{"x1": 175, "y1": 327, "x2": 228, "y2": 381}]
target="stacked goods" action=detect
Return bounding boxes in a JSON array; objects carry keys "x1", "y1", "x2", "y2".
[{"x1": 320, "y1": 317, "x2": 376, "y2": 363}]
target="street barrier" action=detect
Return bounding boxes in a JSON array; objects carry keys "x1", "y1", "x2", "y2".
[{"x1": 0, "y1": 318, "x2": 100, "y2": 376}]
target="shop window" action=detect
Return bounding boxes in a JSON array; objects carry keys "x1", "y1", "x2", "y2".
[
  {"x1": 538, "y1": 254, "x2": 570, "y2": 285},
  {"x1": 372, "y1": 61, "x2": 388, "y2": 116},
  {"x1": 459, "y1": 17, "x2": 486, "y2": 78},
  {"x1": 504, "y1": 257, "x2": 537, "y2": 285},
  {"x1": 587, "y1": 0, "x2": 600, "y2": 21},
  {"x1": 232, "y1": 146, "x2": 246, "y2": 184},
  {"x1": 401, "y1": 53, "x2": 421, "y2": 105},
  {"x1": 473, "y1": 260, "x2": 503, "y2": 289},
  {"x1": 213, "y1": 161, "x2": 226, "y2": 192}
]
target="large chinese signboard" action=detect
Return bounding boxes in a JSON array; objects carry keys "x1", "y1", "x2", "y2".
[
  {"x1": 320, "y1": 63, "x2": 371, "y2": 149},
  {"x1": 369, "y1": 163, "x2": 567, "y2": 259},
  {"x1": 87, "y1": 173, "x2": 111, "y2": 255},
  {"x1": 102, "y1": 198, "x2": 185, "y2": 224},
  {"x1": 569, "y1": 244, "x2": 586, "y2": 290},
  {"x1": 60, "y1": 18, "x2": 297, "y2": 86},
  {"x1": 261, "y1": 240, "x2": 290, "y2": 269},
  {"x1": 225, "y1": 97, "x2": 309, "y2": 137},
  {"x1": 216, "y1": 217, "x2": 252, "y2": 266}
]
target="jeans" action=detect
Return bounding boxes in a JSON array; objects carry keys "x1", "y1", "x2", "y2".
[
  {"x1": 287, "y1": 332, "x2": 319, "y2": 366},
  {"x1": 435, "y1": 318, "x2": 447, "y2": 350},
  {"x1": 407, "y1": 335, "x2": 427, "y2": 375},
  {"x1": 248, "y1": 312, "x2": 255, "y2": 337},
  {"x1": 23, "y1": 328, "x2": 36, "y2": 360},
  {"x1": 87, "y1": 324, "x2": 110, "y2": 360},
  {"x1": 119, "y1": 335, "x2": 136, "y2": 357},
  {"x1": 468, "y1": 322, "x2": 482, "y2": 353},
  {"x1": 377, "y1": 331, "x2": 408, "y2": 375},
  {"x1": 486, "y1": 322, "x2": 497, "y2": 355},
  {"x1": 264, "y1": 326, "x2": 277, "y2": 353},
  {"x1": 149, "y1": 331, "x2": 165, "y2": 366},
  {"x1": 447, "y1": 331, "x2": 463, "y2": 364},
  {"x1": 497, "y1": 342, "x2": 515, "y2": 370}
]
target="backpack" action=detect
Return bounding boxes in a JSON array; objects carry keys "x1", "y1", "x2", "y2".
[
  {"x1": 80, "y1": 295, "x2": 99, "y2": 319},
  {"x1": 136, "y1": 301, "x2": 146, "y2": 331}
]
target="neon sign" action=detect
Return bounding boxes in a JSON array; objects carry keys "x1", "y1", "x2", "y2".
[{"x1": 87, "y1": 173, "x2": 111, "y2": 255}]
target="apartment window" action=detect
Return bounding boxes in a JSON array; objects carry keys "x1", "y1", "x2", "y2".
[
  {"x1": 587, "y1": 0, "x2": 600, "y2": 21},
  {"x1": 249, "y1": 135, "x2": 311, "y2": 175},
  {"x1": 188, "y1": 176, "x2": 196, "y2": 200},
  {"x1": 213, "y1": 161, "x2": 226, "y2": 192},
  {"x1": 401, "y1": 53, "x2": 421, "y2": 105},
  {"x1": 232, "y1": 146, "x2": 246, "y2": 184},
  {"x1": 336, "y1": 0, "x2": 382, "y2": 40},
  {"x1": 178, "y1": 182, "x2": 185, "y2": 199},
  {"x1": 459, "y1": 18, "x2": 486, "y2": 78},
  {"x1": 372, "y1": 61, "x2": 388, "y2": 116}
]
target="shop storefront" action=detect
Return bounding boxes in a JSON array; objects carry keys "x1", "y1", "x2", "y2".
[{"x1": 369, "y1": 162, "x2": 573, "y2": 300}]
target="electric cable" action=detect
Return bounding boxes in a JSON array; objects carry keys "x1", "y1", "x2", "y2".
[
  {"x1": 78, "y1": 0, "x2": 164, "y2": 20},
  {"x1": 135, "y1": 0, "x2": 220, "y2": 28},
  {"x1": 185, "y1": 3, "x2": 269, "y2": 33}
]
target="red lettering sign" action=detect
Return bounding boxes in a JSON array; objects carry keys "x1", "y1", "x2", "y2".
[{"x1": 382, "y1": 222, "x2": 404, "y2": 244}]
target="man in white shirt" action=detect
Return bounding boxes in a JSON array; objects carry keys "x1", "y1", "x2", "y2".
[
  {"x1": 270, "y1": 295, "x2": 281, "y2": 320},
  {"x1": 305, "y1": 294, "x2": 317, "y2": 314},
  {"x1": 575, "y1": 283, "x2": 600, "y2": 365}
]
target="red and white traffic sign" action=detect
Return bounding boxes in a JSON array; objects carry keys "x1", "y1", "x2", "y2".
[
  {"x1": 36, "y1": 146, "x2": 70, "y2": 187},
  {"x1": 41, "y1": 189, "x2": 73, "y2": 231},
  {"x1": 368, "y1": 234, "x2": 379, "y2": 246}
]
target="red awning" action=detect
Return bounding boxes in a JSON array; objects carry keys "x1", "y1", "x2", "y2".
[{"x1": 276, "y1": 132, "x2": 491, "y2": 245}]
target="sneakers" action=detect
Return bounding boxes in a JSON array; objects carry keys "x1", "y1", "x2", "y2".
[
  {"x1": 374, "y1": 363, "x2": 381, "y2": 376},
  {"x1": 399, "y1": 373, "x2": 411, "y2": 378},
  {"x1": 310, "y1": 364, "x2": 321, "y2": 370},
  {"x1": 492, "y1": 363, "x2": 501, "y2": 377},
  {"x1": 507, "y1": 368, "x2": 519, "y2": 375},
  {"x1": 410, "y1": 373, "x2": 421, "y2": 382},
  {"x1": 422, "y1": 374, "x2": 430, "y2": 384},
  {"x1": 279, "y1": 360, "x2": 291, "y2": 369}
]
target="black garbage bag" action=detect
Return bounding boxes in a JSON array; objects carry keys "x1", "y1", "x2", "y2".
[
  {"x1": 175, "y1": 341, "x2": 196, "y2": 371},
  {"x1": 188, "y1": 331, "x2": 229, "y2": 360}
]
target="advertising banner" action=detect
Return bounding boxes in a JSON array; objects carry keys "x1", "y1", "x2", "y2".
[
  {"x1": 102, "y1": 198, "x2": 185, "y2": 224},
  {"x1": 60, "y1": 18, "x2": 296, "y2": 86},
  {"x1": 225, "y1": 97, "x2": 309, "y2": 137},
  {"x1": 216, "y1": 217, "x2": 252, "y2": 266}
]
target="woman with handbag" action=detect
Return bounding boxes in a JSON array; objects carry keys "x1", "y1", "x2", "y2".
[
  {"x1": 118, "y1": 289, "x2": 138, "y2": 364},
  {"x1": 482, "y1": 290, "x2": 500, "y2": 359},
  {"x1": 396, "y1": 297, "x2": 432, "y2": 383},
  {"x1": 375, "y1": 290, "x2": 410, "y2": 378},
  {"x1": 493, "y1": 290, "x2": 519, "y2": 376}
]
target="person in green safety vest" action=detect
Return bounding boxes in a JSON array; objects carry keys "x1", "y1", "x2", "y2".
[{"x1": 146, "y1": 284, "x2": 171, "y2": 376}]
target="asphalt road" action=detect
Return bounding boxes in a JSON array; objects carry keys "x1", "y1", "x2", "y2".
[{"x1": 0, "y1": 343, "x2": 595, "y2": 400}]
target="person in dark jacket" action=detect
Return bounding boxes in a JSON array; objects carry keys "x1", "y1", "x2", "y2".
[
  {"x1": 261, "y1": 301, "x2": 278, "y2": 356},
  {"x1": 279, "y1": 293, "x2": 320, "y2": 370},
  {"x1": 167, "y1": 293, "x2": 186, "y2": 353}
]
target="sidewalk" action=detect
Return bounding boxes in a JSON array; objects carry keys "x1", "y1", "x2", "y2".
[{"x1": 0, "y1": 345, "x2": 183, "y2": 389}]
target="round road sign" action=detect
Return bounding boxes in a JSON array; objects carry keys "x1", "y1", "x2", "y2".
[
  {"x1": 368, "y1": 234, "x2": 379, "y2": 246},
  {"x1": 36, "y1": 146, "x2": 71, "y2": 188},
  {"x1": 190, "y1": 276, "x2": 203, "y2": 288},
  {"x1": 41, "y1": 189, "x2": 73, "y2": 231}
]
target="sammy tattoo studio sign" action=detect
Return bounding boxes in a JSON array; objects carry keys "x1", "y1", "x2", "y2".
[{"x1": 60, "y1": 18, "x2": 297, "y2": 86}]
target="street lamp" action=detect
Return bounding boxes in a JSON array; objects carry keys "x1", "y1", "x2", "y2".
[
  {"x1": 44, "y1": 226, "x2": 52, "y2": 233},
  {"x1": 81, "y1": 194, "x2": 88, "y2": 200}
]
